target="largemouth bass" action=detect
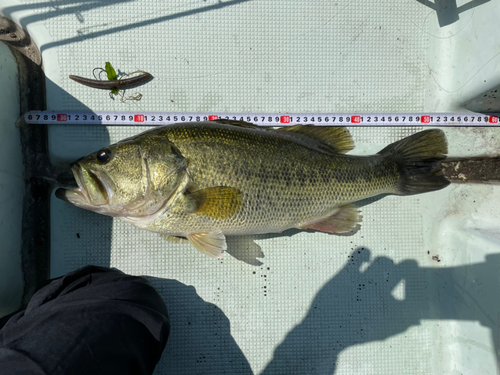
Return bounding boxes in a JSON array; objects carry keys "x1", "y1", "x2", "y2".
[{"x1": 56, "y1": 121, "x2": 449, "y2": 258}]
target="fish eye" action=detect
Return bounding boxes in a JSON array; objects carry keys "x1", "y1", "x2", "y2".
[{"x1": 96, "y1": 148, "x2": 112, "y2": 164}]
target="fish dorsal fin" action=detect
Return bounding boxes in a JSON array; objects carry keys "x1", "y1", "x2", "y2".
[
  {"x1": 212, "y1": 119, "x2": 259, "y2": 128},
  {"x1": 213, "y1": 120, "x2": 354, "y2": 154},
  {"x1": 280, "y1": 125, "x2": 354, "y2": 154},
  {"x1": 185, "y1": 186, "x2": 243, "y2": 220},
  {"x1": 187, "y1": 231, "x2": 226, "y2": 258}
]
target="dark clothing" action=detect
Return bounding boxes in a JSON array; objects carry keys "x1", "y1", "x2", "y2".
[{"x1": 0, "y1": 265, "x2": 169, "y2": 375}]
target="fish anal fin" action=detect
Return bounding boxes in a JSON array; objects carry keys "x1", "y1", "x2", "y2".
[
  {"x1": 280, "y1": 125, "x2": 354, "y2": 154},
  {"x1": 187, "y1": 231, "x2": 226, "y2": 258},
  {"x1": 299, "y1": 204, "x2": 362, "y2": 233},
  {"x1": 186, "y1": 186, "x2": 243, "y2": 220}
]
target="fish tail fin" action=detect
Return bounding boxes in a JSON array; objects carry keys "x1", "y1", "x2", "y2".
[{"x1": 378, "y1": 129, "x2": 450, "y2": 195}]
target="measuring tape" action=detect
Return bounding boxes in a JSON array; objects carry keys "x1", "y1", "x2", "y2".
[{"x1": 23, "y1": 110, "x2": 500, "y2": 126}]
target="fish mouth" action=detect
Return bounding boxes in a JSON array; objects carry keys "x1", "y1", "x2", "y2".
[{"x1": 56, "y1": 164, "x2": 111, "y2": 208}]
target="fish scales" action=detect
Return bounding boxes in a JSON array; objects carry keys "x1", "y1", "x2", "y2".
[{"x1": 144, "y1": 123, "x2": 398, "y2": 235}]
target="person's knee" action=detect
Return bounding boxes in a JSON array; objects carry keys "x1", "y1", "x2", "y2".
[{"x1": 0, "y1": 265, "x2": 170, "y2": 375}]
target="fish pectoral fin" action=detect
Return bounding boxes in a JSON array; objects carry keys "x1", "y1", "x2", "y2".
[
  {"x1": 279, "y1": 125, "x2": 354, "y2": 154},
  {"x1": 187, "y1": 231, "x2": 227, "y2": 258},
  {"x1": 299, "y1": 204, "x2": 362, "y2": 233},
  {"x1": 185, "y1": 186, "x2": 243, "y2": 220}
]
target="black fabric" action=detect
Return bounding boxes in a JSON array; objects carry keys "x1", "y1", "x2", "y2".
[{"x1": 0, "y1": 265, "x2": 169, "y2": 375}]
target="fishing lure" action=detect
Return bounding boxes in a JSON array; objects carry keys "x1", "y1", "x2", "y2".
[{"x1": 69, "y1": 62, "x2": 153, "y2": 101}]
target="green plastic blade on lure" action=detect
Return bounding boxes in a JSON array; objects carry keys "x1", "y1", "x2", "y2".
[{"x1": 105, "y1": 62, "x2": 118, "y2": 81}]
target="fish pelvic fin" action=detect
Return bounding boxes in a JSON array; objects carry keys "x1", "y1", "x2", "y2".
[
  {"x1": 161, "y1": 234, "x2": 188, "y2": 244},
  {"x1": 299, "y1": 204, "x2": 362, "y2": 234},
  {"x1": 378, "y1": 129, "x2": 450, "y2": 195},
  {"x1": 185, "y1": 186, "x2": 243, "y2": 220},
  {"x1": 187, "y1": 231, "x2": 226, "y2": 258}
]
